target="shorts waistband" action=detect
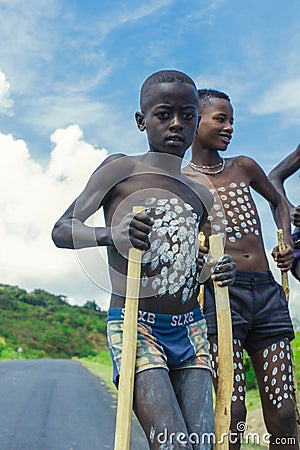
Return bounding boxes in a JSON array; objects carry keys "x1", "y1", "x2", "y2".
[
  {"x1": 107, "y1": 307, "x2": 204, "y2": 328},
  {"x1": 234, "y1": 270, "x2": 274, "y2": 284}
]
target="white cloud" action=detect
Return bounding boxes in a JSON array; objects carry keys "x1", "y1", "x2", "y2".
[
  {"x1": 20, "y1": 92, "x2": 145, "y2": 158},
  {"x1": 194, "y1": 69, "x2": 254, "y2": 105},
  {"x1": 0, "y1": 0, "x2": 61, "y2": 93},
  {"x1": 0, "y1": 70, "x2": 14, "y2": 115},
  {"x1": 186, "y1": 0, "x2": 225, "y2": 23},
  {"x1": 251, "y1": 78, "x2": 300, "y2": 116},
  {"x1": 94, "y1": 0, "x2": 173, "y2": 42},
  {"x1": 23, "y1": 94, "x2": 114, "y2": 135},
  {"x1": 0, "y1": 125, "x2": 111, "y2": 308}
]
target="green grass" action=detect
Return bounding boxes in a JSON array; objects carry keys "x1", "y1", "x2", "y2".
[{"x1": 80, "y1": 350, "x2": 117, "y2": 397}]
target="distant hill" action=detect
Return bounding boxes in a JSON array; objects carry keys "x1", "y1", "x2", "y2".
[
  {"x1": 0, "y1": 282, "x2": 299, "y2": 391},
  {"x1": 0, "y1": 284, "x2": 108, "y2": 359}
]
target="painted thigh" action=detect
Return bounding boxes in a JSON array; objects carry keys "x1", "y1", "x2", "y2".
[
  {"x1": 170, "y1": 368, "x2": 214, "y2": 449},
  {"x1": 133, "y1": 368, "x2": 194, "y2": 450},
  {"x1": 209, "y1": 336, "x2": 247, "y2": 432}
]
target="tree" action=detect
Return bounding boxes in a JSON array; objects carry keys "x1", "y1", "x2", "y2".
[{"x1": 83, "y1": 300, "x2": 101, "y2": 311}]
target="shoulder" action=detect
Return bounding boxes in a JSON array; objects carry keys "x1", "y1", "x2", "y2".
[
  {"x1": 227, "y1": 155, "x2": 263, "y2": 177},
  {"x1": 77, "y1": 153, "x2": 139, "y2": 200},
  {"x1": 230, "y1": 155, "x2": 259, "y2": 169},
  {"x1": 89, "y1": 153, "x2": 138, "y2": 181},
  {"x1": 93, "y1": 153, "x2": 132, "y2": 172}
]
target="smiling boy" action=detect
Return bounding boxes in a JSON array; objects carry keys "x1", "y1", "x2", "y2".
[
  {"x1": 52, "y1": 72, "x2": 236, "y2": 449},
  {"x1": 183, "y1": 89, "x2": 298, "y2": 449}
]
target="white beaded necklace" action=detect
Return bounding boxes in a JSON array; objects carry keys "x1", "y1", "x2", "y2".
[{"x1": 188, "y1": 158, "x2": 225, "y2": 175}]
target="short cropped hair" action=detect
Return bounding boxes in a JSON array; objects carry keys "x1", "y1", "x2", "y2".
[
  {"x1": 197, "y1": 89, "x2": 230, "y2": 113},
  {"x1": 140, "y1": 69, "x2": 197, "y2": 111}
]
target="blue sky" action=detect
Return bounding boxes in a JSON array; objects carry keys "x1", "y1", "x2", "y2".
[{"x1": 0, "y1": 0, "x2": 299, "y2": 315}]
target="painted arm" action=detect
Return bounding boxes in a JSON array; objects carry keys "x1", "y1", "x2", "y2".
[{"x1": 268, "y1": 144, "x2": 300, "y2": 226}]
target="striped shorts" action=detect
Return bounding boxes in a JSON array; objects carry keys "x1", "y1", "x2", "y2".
[{"x1": 107, "y1": 307, "x2": 211, "y2": 386}]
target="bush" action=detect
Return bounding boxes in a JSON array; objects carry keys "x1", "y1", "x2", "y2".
[{"x1": 243, "y1": 351, "x2": 258, "y2": 391}]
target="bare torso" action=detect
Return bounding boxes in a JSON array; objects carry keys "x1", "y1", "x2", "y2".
[
  {"x1": 183, "y1": 157, "x2": 270, "y2": 272},
  {"x1": 104, "y1": 156, "x2": 213, "y2": 313}
]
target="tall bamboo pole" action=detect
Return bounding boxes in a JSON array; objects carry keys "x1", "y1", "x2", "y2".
[
  {"x1": 209, "y1": 233, "x2": 233, "y2": 450},
  {"x1": 114, "y1": 206, "x2": 144, "y2": 450}
]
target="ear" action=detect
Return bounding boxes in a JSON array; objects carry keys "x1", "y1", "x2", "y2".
[
  {"x1": 135, "y1": 111, "x2": 146, "y2": 132},
  {"x1": 196, "y1": 114, "x2": 201, "y2": 134}
]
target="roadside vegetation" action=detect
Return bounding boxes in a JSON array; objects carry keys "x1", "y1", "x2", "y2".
[
  {"x1": 0, "y1": 282, "x2": 299, "y2": 392},
  {"x1": 0, "y1": 283, "x2": 108, "y2": 360},
  {"x1": 0, "y1": 281, "x2": 299, "y2": 449}
]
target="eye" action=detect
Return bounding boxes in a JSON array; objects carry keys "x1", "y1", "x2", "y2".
[
  {"x1": 155, "y1": 111, "x2": 170, "y2": 119},
  {"x1": 182, "y1": 112, "x2": 194, "y2": 121}
]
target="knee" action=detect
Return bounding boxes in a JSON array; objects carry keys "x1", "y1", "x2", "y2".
[{"x1": 266, "y1": 402, "x2": 296, "y2": 436}]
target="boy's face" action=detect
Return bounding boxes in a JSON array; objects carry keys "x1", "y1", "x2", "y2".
[
  {"x1": 196, "y1": 98, "x2": 234, "y2": 152},
  {"x1": 136, "y1": 82, "x2": 199, "y2": 158}
]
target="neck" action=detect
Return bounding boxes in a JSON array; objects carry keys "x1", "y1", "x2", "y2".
[
  {"x1": 189, "y1": 150, "x2": 225, "y2": 175},
  {"x1": 191, "y1": 148, "x2": 221, "y2": 166},
  {"x1": 144, "y1": 150, "x2": 183, "y2": 173}
]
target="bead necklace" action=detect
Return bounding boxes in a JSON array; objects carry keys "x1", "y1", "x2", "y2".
[{"x1": 188, "y1": 158, "x2": 225, "y2": 175}]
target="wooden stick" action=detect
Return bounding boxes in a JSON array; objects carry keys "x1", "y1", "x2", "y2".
[
  {"x1": 198, "y1": 231, "x2": 206, "y2": 310},
  {"x1": 277, "y1": 229, "x2": 300, "y2": 434},
  {"x1": 114, "y1": 206, "x2": 144, "y2": 450},
  {"x1": 209, "y1": 234, "x2": 233, "y2": 450},
  {"x1": 277, "y1": 229, "x2": 290, "y2": 301}
]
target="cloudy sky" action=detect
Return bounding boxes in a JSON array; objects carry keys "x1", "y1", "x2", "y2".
[{"x1": 0, "y1": 0, "x2": 299, "y2": 316}]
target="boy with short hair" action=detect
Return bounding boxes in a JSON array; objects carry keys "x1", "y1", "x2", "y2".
[
  {"x1": 52, "y1": 71, "x2": 235, "y2": 450},
  {"x1": 269, "y1": 144, "x2": 300, "y2": 281},
  {"x1": 183, "y1": 89, "x2": 298, "y2": 449}
]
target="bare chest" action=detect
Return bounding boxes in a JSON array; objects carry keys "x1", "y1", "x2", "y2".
[{"x1": 206, "y1": 179, "x2": 261, "y2": 244}]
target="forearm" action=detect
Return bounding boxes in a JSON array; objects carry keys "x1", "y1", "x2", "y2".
[
  {"x1": 268, "y1": 171, "x2": 285, "y2": 195},
  {"x1": 52, "y1": 218, "x2": 113, "y2": 249},
  {"x1": 268, "y1": 171, "x2": 297, "y2": 217}
]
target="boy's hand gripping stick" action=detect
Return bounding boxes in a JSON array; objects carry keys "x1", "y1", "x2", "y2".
[
  {"x1": 114, "y1": 207, "x2": 144, "y2": 450},
  {"x1": 277, "y1": 228, "x2": 290, "y2": 301},
  {"x1": 210, "y1": 233, "x2": 234, "y2": 450}
]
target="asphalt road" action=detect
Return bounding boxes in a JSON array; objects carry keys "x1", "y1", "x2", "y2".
[{"x1": 0, "y1": 359, "x2": 148, "y2": 450}]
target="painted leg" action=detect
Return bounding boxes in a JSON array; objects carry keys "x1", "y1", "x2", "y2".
[
  {"x1": 133, "y1": 368, "x2": 193, "y2": 449},
  {"x1": 251, "y1": 339, "x2": 299, "y2": 449},
  {"x1": 209, "y1": 336, "x2": 247, "y2": 450},
  {"x1": 171, "y1": 367, "x2": 214, "y2": 449}
]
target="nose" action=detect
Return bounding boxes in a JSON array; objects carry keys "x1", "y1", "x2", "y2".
[
  {"x1": 224, "y1": 121, "x2": 233, "y2": 133},
  {"x1": 169, "y1": 114, "x2": 183, "y2": 130}
]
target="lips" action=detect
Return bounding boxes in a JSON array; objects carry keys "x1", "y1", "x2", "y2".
[
  {"x1": 167, "y1": 134, "x2": 184, "y2": 142},
  {"x1": 219, "y1": 134, "x2": 231, "y2": 144}
]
